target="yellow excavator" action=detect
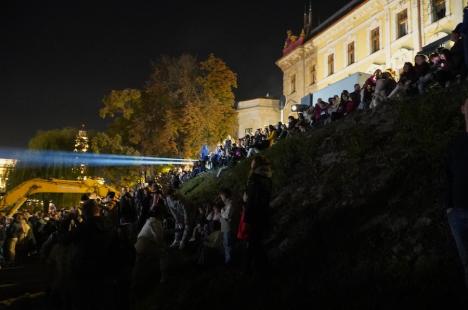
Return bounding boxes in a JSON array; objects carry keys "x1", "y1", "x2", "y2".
[{"x1": 0, "y1": 178, "x2": 120, "y2": 216}]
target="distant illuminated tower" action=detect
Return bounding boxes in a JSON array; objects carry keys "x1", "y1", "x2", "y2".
[
  {"x1": 0, "y1": 158, "x2": 16, "y2": 193},
  {"x1": 73, "y1": 124, "x2": 89, "y2": 179}
]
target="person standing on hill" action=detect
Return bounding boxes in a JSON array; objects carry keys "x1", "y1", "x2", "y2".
[
  {"x1": 446, "y1": 97, "x2": 468, "y2": 289},
  {"x1": 219, "y1": 188, "x2": 234, "y2": 265},
  {"x1": 165, "y1": 189, "x2": 188, "y2": 249},
  {"x1": 243, "y1": 155, "x2": 273, "y2": 276},
  {"x1": 5, "y1": 213, "x2": 24, "y2": 265}
]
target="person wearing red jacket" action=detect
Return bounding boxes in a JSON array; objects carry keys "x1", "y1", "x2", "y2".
[{"x1": 361, "y1": 69, "x2": 382, "y2": 109}]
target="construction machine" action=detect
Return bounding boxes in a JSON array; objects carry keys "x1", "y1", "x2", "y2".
[{"x1": 0, "y1": 178, "x2": 119, "y2": 216}]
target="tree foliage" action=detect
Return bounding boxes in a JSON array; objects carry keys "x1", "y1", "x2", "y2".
[
  {"x1": 9, "y1": 128, "x2": 79, "y2": 191},
  {"x1": 28, "y1": 128, "x2": 77, "y2": 151},
  {"x1": 100, "y1": 54, "x2": 238, "y2": 158},
  {"x1": 89, "y1": 132, "x2": 142, "y2": 186}
]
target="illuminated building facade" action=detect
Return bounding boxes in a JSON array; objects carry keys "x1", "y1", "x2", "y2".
[
  {"x1": 0, "y1": 159, "x2": 16, "y2": 193},
  {"x1": 276, "y1": 0, "x2": 466, "y2": 122},
  {"x1": 73, "y1": 125, "x2": 89, "y2": 179},
  {"x1": 236, "y1": 98, "x2": 280, "y2": 138}
]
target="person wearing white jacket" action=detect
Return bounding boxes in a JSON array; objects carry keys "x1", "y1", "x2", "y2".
[
  {"x1": 132, "y1": 208, "x2": 168, "y2": 298},
  {"x1": 219, "y1": 188, "x2": 234, "y2": 265}
]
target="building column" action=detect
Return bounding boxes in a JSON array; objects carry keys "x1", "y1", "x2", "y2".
[
  {"x1": 384, "y1": 5, "x2": 392, "y2": 67},
  {"x1": 411, "y1": 0, "x2": 423, "y2": 52},
  {"x1": 301, "y1": 47, "x2": 306, "y2": 98},
  {"x1": 452, "y1": 0, "x2": 464, "y2": 25}
]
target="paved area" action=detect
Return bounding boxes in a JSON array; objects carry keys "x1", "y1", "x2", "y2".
[{"x1": 0, "y1": 258, "x2": 46, "y2": 309}]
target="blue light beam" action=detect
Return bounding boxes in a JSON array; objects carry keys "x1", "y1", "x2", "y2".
[{"x1": 0, "y1": 148, "x2": 197, "y2": 167}]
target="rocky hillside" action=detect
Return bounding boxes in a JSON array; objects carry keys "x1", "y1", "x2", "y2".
[{"x1": 161, "y1": 86, "x2": 468, "y2": 310}]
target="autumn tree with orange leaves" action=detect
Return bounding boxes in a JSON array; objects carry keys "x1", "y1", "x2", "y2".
[{"x1": 100, "y1": 54, "x2": 237, "y2": 158}]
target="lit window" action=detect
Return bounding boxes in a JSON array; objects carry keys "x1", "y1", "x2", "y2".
[
  {"x1": 397, "y1": 9, "x2": 408, "y2": 38},
  {"x1": 432, "y1": 0, "x2": 446, "y2": 22},
  {"x1": 370, "y1": 27, "x2": 380, "y2": 53},
  {"x1": 290, "y1": 74, "x2": 296, "y2": 93},
  {"x1": 310, "y1": 65, "x2": 316, "y2": 85},
  {"x1": 328, "y1": 54, "x2": 334, "y2": 76},
  {"x1": 347, "y1": 42, "x2": 355, "y2": 65}
]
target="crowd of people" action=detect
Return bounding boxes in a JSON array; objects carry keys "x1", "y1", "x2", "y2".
[
  {"x1": 2, "y1": 12, "x2": 468, "y2": 310},
  {"x1": 0, "y1": 155, "x2": 273, "y2": 309},
  {"x1": 189, "y1": 23, "x2": 466, "y2": 176}
]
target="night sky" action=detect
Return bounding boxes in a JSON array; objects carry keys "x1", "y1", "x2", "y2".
[{"x1": 1, "y1": 0, "x2": 348, "y2": 147}]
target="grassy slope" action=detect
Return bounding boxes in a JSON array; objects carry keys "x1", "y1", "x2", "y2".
[{"x1": 168, "y1": 86, "x2": 468, "y2": 309}]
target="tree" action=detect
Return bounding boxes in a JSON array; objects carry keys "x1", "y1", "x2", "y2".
[
  {"x1": 89, "y1": 132, "x2": 142, "y2": 186},
  {"x1": 100, "y1": 54, "x2": 238, "y2": 158},
  {"x1": 199, "y1": 54, "x2": 238, "y2": 142},
  {"x1": 28, "y1": 128, "x2": 77, "y2": 151},
  {"x1": 9, "y1": 128, "x2": 79, "y2": 185}
]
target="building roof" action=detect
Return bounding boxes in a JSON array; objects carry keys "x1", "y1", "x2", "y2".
[
  {"x1": 278, "y1": 0, "x2": 368, "y2": 63},
  {"x1": 236, "y1": 98, "x2": 280, "y2": 110},
  {"x1": 308, "y1": 0, "x2": 367, "y2": 39}
]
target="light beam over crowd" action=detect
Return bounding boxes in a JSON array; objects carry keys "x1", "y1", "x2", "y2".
[{"x1": 0, "y1": 148, "x2": 196, "y2": 167}]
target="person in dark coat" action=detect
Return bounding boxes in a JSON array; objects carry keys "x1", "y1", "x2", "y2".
[
  {"x1": 137, "y1": 187, "x2": 152, "y2": 233},
  {"x1": 243, "y1": 155, "x2": 273, "y2": 276},
  {"x1": 446, "y1": 97, "x2": 468, "y2": 289},
  {"x1": 450, "y1": 23, "x2": 466, "y2": 78},
  {"x1": 461, "y1": 6, "x2": 468, "y2": 70},
  {"x1": 71, "y1": 200, "x2": 123, "y2": 310},
  {"x1": 350, "y1": 84, "x2": 362, "y2": 110},
  {"x1": 119, "y1": 188, "x2": 138, "y2": 243},
  {"x1": 0, "y1": 212, "x2": 6, "y2": 265},
  {"x1": 414, "y1": 54, "x2": 432, "y2": 94},
  {"x1": 388, "y1": 62, "x2": 417, "y2": 99}
]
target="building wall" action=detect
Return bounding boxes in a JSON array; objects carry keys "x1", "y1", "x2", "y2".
[
  {"x1": 236, "y1": 98, "x2": 281, "y2": 138},
  {"x1": 277, "y1": 0, "x2": 465, "y2": 123}
]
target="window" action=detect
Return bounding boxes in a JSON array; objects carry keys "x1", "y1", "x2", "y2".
[
  {"x1": 290, "y1": 74, "x2": 296, "y2": 94},
  {"x1": 432, "y1": 0, "x2": 446, "y2": 22},
  {"x1": 397, "y1": 9, "x2": 408, "y2": 38},
  {"x1": 328, "y1": 54, "x2": 334, "y2": 76},
  {"x1": 310, "y1": 65, "x2": 316, "y2": 85},
  {"x1": 370, "y1": 27, "x2": 380, "y2": 53},
  {"x1": 347, "y1": 42, "x2": 355, "y2": 65}
]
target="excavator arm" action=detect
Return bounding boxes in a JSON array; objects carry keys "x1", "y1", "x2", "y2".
[{"x1": 0, "y1": 178, "x2": 120, "y2": 216}]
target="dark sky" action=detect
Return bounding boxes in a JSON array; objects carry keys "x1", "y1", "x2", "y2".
[{"x1": 1, "y1": 0, "x2": 348, "y2": 147}]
